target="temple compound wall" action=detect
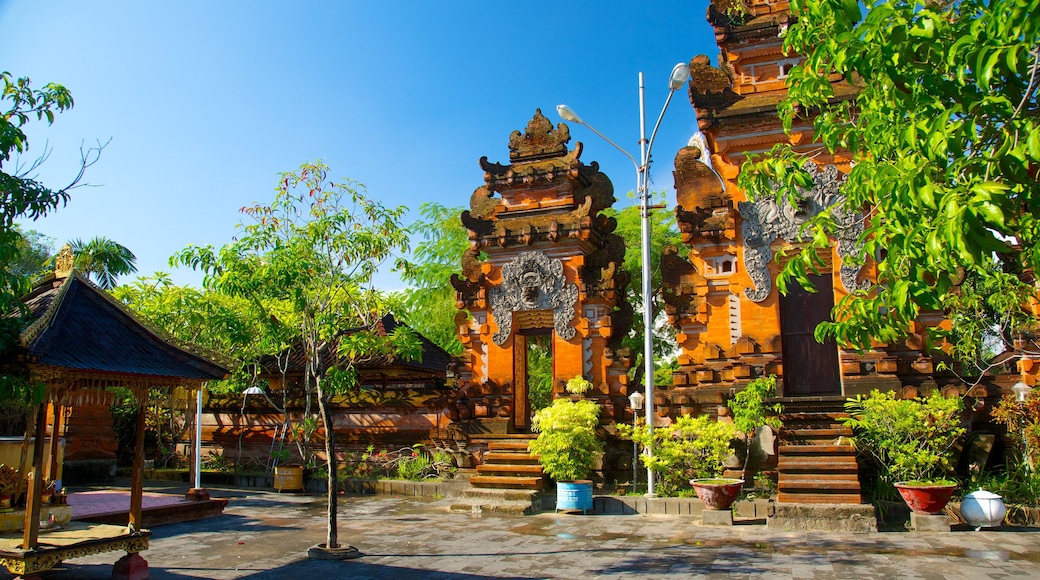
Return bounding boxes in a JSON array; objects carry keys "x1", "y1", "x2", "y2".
[
  {"x1": 659, "y1": 0, "x2": 962, "y2": 418},
  {"x1": 450, "y1": 110, "x2": 634, "y2": 433}
]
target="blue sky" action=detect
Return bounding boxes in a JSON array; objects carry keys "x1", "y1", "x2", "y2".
[{"x1": 2, "y1": 0, "x2": 720, "y2": 290}]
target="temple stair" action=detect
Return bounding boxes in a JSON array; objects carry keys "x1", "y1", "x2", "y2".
[
  {"x1": 450, "y1": 436, "x2": 546, "y2": 515},
  {"x1": 775, "y1": 397, "x2": 862, "y2": 504}
]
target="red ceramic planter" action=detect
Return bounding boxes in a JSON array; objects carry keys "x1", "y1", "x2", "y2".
[
  {"x1": 690, "y1": 478, "x2": 745, "y2": 510},
  {"x1": 894, "y1": 482, "x2": 957, "y2": 514}
]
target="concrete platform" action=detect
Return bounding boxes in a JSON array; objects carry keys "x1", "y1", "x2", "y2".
[
  {"x1": 910, "y1": 512, "x2": 953, "y2": 532},
  {"x1": 68, "y1": 488, "x2": 227, "y2": 527},
  {"x1": 768, "y1": 502, "x2": 879, "y2": 532}
]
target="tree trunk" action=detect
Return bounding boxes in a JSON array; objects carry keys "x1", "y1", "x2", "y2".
[{"x1": 316, "y1": 381, "x2": 338, "y2": 549}]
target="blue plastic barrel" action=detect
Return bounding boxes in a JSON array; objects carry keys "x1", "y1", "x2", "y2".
[{"x1": 556, "y1": 481, "x2": 593, "y2": 514}]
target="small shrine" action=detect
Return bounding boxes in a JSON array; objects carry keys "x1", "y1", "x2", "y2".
[{"x1": 450, "y1": 110, "x2": 634, "y2": 434}]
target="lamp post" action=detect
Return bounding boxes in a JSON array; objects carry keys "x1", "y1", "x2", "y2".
[
  {"x1": 557, "y1": 62, "x2": 691, "y2": 498},
  {"x1": 1013, "y1": 381, "x2": 1033, "y2": 471},
  {"x1": 628, "y1": 390, "x2": 645, "y2": 492}
]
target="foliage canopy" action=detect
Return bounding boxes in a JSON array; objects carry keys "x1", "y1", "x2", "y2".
[{"x1": 738, "y1": 0, "x2": 1040, "y2": 364}]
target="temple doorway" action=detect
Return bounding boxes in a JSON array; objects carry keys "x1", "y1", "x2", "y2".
[
  {"x1": 514, "y1": 329, "x2": 553, "y2": 431},
  {"x1": 778, "y1": 273, "x2": 842, "y2": 396}
]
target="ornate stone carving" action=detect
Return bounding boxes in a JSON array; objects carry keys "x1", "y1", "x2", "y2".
[
  {"x1": 508, "y1": 109, "x2": 571, "y2": 161},
  {"x1": 737, "y1": 163, "x2": 868, "y2": 302},
  {"x1": 489, "y1": 252, "x2": 578, "y2": 345},
  {"x1": 54, "y1": 243, "x2": 75, "y2": 278}
]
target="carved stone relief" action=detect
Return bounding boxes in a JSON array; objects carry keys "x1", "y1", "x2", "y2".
[
  {"x1": 490, "y1": 251, "x2": 578, "y2": 345},
  {"x1": 737, "y1": 163, "x2": 868, "y2": 302}
]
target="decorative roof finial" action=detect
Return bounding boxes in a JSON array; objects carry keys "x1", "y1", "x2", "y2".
[
  {"x1": 508, "y1": 108, "x2": 571, "y2": 161},
  {"x1": 55, "y1": 244, "x2": 75, "y2": 279}
]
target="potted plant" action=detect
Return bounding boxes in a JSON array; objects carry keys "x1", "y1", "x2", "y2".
[
  {"x1": 528, "y1": 376, "x2": 602, "y2": 514},
  {"x1": 0, "y1": 465, "x2": 19, "y2": 509},
  {"x1": 619, "y1": 414, "x2": 741, "y2": 509},
  {"x1": 271, "y1": 449, "x2": 305, "y2": 493},
  {"x1": 844, "y1": 389, "x2": 965, "y2": 514},
  {"x1": 728, "y1": 375, "x2": 783, "y2": 479}
]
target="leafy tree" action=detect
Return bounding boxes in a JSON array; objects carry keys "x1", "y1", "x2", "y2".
[
  {"x1": 1, "y1": 71, "x2": 103, "y2": 401},
  {"x1": 602, "y1": 191, "x2": 682, "y2": 384},
  {"x1": 8, "y1": 226, "x2": 53, "y2": 282},
  {"x1": 175, "y1": 160, "x2": 418, "y2": 552},
  {"x1": 394, "y1": 202, "x2": 468, "y2": 356},
  {"x1": 738, "y1": 0, "x2": 1040, "y2": 369},
  {"x1": 69, "y1": 236, "x2": 137, "y2": 289}
]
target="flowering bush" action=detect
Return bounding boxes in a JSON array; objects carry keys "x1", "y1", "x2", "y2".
[
  {"x1": 619, "y1": 415, "x2": 739, "y2": 495},
  {"x1": 843, "y1": 390, "x2": 965, "y2": 484},
  {"x1": 528, "y1": 398, "x2": 602, "y2": 482}
]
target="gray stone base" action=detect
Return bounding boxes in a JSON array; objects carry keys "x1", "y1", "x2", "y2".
[
  {"x1": 701, "y1": 509, "x2": 734, "y2": 526},
  {"x1": 768, "y1": 503, "x2": 878, "y2": 533},
  {"x1": 910, "y1": 512, "x2": 951, "y2": 532}
]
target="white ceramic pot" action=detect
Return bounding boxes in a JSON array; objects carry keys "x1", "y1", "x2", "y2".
[{"x1": 960, "y1": 489, "x2": 1007, "y2": 530}]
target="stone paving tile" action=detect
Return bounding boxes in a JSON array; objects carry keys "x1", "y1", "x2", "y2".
[{"x1": 15, "y1": 485, "x2": 1040, "y2": 579}]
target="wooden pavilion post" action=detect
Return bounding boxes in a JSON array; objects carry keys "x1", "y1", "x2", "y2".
[
  {"x1": 22, "y1": 401, "x2": 49, "y2": 549},
  {"x1": 47, "y1": 402, "x2": 62, "y2": 481},
  {"x1": 128, "y1": 387, "x2": 147, "y2": 532}
]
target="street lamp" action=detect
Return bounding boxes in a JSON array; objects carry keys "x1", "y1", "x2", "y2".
[
  {"x1": 628, "y1": 390, "x2": 645, "y2": 492},
  {"x1": 557, "y1": 61, "x2": 690, "y2": 498},
  {"x1": 1012, "y1": 382, "x2": 1033, "y2": 471}
]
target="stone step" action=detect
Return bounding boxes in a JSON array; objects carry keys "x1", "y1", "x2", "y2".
[
  {"x1": 450, "y1": 487, "x2": 544, "y2": 515},
  {"x1": 778, "y1": 456, "x2": 859, "y2": 472},
  {"x1": 776, "y1": 470, "x2": 859, "y2": 482},
  {"x1": 778, "y1": 444, "x2": 856, "y2": 455},
  {"x1": 449, "y1": 501, "x2": 538, "y2": 515},
  {"x1": 488, "y1": 440, "x2": 536, "y2": 452},
  {"x1": 779, "y1": 412, "x2": 850, "y2": 421},
  {"x1": 777, "y1": 491, "x2": 863, "y2": 504},
  {"x1": 470, "y1": 475, "x2": 545, "y2": 490},
  {"x1": 779, "y1": 478, "x2": 862, "y2": 491},
  {"x1": 458, "y1": 488, "x2": 543, "y2": 503},
  {"x1": 782, "y1": 428, "x2": 852, "y2": 438},
  {"x1": 484, "y1": 452, "x2": 540, "y2": 464},
  {"x1": 476, "y1": 464, "x2": 545, "y2": 476}
]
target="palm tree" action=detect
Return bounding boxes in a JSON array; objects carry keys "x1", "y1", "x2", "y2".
[{"x1": 68, "y1": 236, "x2": 137, "y2": 289}]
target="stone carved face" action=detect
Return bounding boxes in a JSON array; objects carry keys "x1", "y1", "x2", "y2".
[{"x1": 520, "y1": 270, "x2": 543, "y2": 308}]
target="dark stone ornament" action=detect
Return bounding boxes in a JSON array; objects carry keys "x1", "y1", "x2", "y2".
[
  {"x1": 490, "y1": 251, "x2": 578, "y2": 345},
  {"x1": 737, "y1": 163, "x2": 868, "y2": 302}
]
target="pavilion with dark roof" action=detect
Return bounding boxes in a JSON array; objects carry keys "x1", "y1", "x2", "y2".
[{"x1": 0, "y1": 245, "x2": 228, "y2": 578}]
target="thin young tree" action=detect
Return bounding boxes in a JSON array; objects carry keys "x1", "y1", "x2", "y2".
[{"x1": 176, "y1": 160, "x2": 418, "y2": 554}]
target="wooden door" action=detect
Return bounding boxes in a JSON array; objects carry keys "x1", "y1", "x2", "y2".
[
  {"x1": 778, "y1": 273, "x2": 841, "y2": 395},
  {"x1": 513, "y1": 329, "x2": 553, "y2": 431}
]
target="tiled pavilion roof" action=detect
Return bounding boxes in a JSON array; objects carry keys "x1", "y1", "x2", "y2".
[{"x1": 17, "y1": 272, "x2": 228, "y2": 382}]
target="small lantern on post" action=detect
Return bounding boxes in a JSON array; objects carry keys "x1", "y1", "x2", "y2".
[
  {"x1": 628, "y1": 390, "x2": 645, "y2": 492},
  {"x1": 1012, "y1": 382, "x2": 1033, "y2": 471}
]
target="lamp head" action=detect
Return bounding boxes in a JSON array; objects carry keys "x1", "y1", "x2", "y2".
[
  {"x1": 1012, "y1": 381, "x2": 1032, "y2": 402},
  {"x1": 669, "y1": 62, "x2": 691, "y2": 90},
  {"x1": 628, "y1": 390, "x2": 645, "y2": 411},
  {"x1": 243, "y1": 386, "x2": 265, "y2": 396},
  {"x1": 556, "y1": 104, "x2": 583, "y2": 124}
]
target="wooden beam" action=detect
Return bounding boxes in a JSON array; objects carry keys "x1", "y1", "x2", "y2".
[
  {"x1": 47, "y1": 402, "x2": 62, "y2": 481},
  {"x1": 128, "y1": 392, "x2": 146, "y2": 532},
  {"x1": 22, "y1": 402, "x2": 48, "y2": 549}
]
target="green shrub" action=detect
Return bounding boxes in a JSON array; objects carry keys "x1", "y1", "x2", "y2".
[
  {"x1": 618, "y1": 415, "x2": 739, "y2": 496},
  {"x1": 728, "y1": 375, "x2": 783, "y2": 472},
  {"x1": 844, "y1": 390, "x2": 965, "y2": 484},
  {"x1": 529, "y1": 398, "x2": 602, "y2": 482}
]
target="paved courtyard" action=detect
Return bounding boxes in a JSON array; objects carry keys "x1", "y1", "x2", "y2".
[{"x1": 20, "y1": 485, "x2": 1040, "y2": 579}]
